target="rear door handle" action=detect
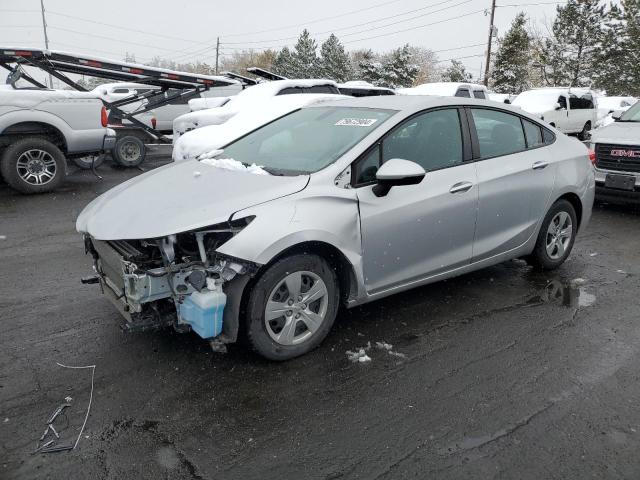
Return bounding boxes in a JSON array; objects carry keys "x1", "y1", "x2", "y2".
[
  {"x1": 532, "y1": 161, "x2": 549, "y2": 170},
  {"x1": 449, "y1": 181, "x2": 473, "y2": 193}
]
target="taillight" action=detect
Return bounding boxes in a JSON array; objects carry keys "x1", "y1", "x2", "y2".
[
  {"x1": 588, "y1": 149, "x2": 596, "y2": 165},
  {"x1": 100, "y1": 106, "x2": 108, "y2": 127},
  {"x1": 151, "y1": 117, "x2": 157, "y2": 129}
]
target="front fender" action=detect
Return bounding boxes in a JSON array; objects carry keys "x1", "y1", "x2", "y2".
[{"x1": 216, "y1": 187, "x2": 365, "y2": 296}]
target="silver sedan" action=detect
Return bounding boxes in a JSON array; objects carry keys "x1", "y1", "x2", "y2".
[{"x1": 77, "y1": 96, "x2": 595, "y2": 360}]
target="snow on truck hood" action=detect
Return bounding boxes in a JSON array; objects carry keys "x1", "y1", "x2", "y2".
[
  {"x1": 591, "y1": 121, "x2": 640, "y2": 145},
  {"x1": 76, "y1": 159, "x2": 309, "y2": 240}
]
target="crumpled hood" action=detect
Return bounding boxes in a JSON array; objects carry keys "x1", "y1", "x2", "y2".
[
  {"x1": 591, "y1": 121, "x2": 640, "y2": 145},
  {"x1": 76, "y1": 160, "x2": 309, "y2": 240}
]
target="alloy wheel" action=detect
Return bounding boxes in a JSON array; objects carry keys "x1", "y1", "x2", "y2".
[
  {"x1": 264, "y1": 270, "x2": 329, "y2": 346},
  {"x1": 546, "y1": 211, "x2": 573, "y2": 260},
  {"x1": 16, "y1": 149, "x2": 57, "y2": 186}
]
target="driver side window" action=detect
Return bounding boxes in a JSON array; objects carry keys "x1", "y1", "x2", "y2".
[{"x1": 351, "y1": 108, "x2": 463, "y2": 187}]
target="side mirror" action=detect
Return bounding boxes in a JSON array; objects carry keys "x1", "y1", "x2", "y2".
[
  {"x1": 611, "y1": 110, "x2": 623, "y2": 121},
  {"x1": 554, "y1": 103, "x2": 563, "y2": 111},
  {"x1": 372, "y1": 159, "x2": 426, "y2": 197},
  {"x1": 503, "y1": 99, "x2": 511, "y2": 104}
]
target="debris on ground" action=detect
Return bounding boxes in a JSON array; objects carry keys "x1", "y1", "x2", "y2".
[
  {"x1": 33, "y1": 363, "x2": 96, "y2": 454},
  {"x1": 589, "y1": 252, "x2": 598, "y2": 257},
  {"x1": 375, "y1": 342, "x2": 393, "y2": 351},
  {"x1": 617, "y1": 269, "x2": 627, "y2": 274},
  {"x1": 571, "y1": 278, "x2": 587, "y2": 285}
]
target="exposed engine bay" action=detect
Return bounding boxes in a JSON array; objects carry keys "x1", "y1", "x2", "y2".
[{"x1": 83, "y1": 216, "x2": 258, "y2": 345}]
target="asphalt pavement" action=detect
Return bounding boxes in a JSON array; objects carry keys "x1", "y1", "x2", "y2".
[{"x1": 1, "y1": 157, "x2": 640, "y2": 479}]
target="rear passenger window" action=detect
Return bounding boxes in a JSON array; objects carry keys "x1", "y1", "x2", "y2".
[
  {"x1": 455, "y1": 88, "x2": 471, "y2": 98},
  {"x1": 522, "y1": 119, "x2": 544, "y2": 148},
  {"x1": 471, "y1": 108, "x2": 526, "y2": 158},
  {"x1": 542, "y1": 128, "x2": 555, "y2": 144},
  {"x1": 473, "y1": 90, "x2": 486, "y2": 99}
]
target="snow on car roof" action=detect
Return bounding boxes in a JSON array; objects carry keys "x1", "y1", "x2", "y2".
[{"x1": 398, "y1": 82, "x2": 487, "y2": 96}]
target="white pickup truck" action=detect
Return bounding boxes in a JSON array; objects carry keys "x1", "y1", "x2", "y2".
[
  {"x1": 512, "y1": 88, "x2": 598, "y2": 139},
  {"x1": 0, "y1": 85, "x2": 115, "y2": 194}
]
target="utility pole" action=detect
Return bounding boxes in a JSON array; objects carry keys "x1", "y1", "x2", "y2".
[
  {"x1": 483, "y1": 0, "x2": 497, "y2": 87},
  {"x1": 39, "y1": 0, "x2": 53, "y2": 88},
  {"x1": 215, "y1": 37, "x2": 220, "y2": 74}
]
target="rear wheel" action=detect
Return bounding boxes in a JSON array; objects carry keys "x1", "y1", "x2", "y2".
[
  {"x1": 112, "y1": 135, "x2": 146, "y2": 167},
  {"x1": 0, "y1": 137, "x2": 65, "y2": 194},
  {"x1": 72, "y1": 154, "x2": 105, "y2": 170},
  {"x1": 244, "y1": 254, "x2": 339, "y2": 361},
  {"x1": 526, "y1": 199, "x2": 577, "y2": 270}
]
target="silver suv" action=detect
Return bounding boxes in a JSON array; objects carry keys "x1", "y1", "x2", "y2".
[{"x1": 77, "y1": 96, "x2": 595, "y2": 360}]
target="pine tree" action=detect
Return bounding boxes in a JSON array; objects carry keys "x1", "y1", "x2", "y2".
[
  {"x1": 442, "y1": 60, "x2": 472, "y2": 82},
  {"x1": 357, "y1": 49, "x2": 384, "y2": 85},
  {"x1": 290, "y1": 29, "x2": 320, "y2": 78},
  {"x1": 272, "y1": 47, "x2": 294, "y2": 78},
  {"x1": 379, "y1": 44, "x2": 419, "y2": 88},
  {"x1": 539, "y1": 0, "x2": 604, "y2": 86},
  {"x1": 319, "y1": 34, "x2": 352, "y2": 82},
  {"x1": 593, "y1": 1, "x2": 640, "y2": 96},
  {"x1": 492, "y1": 13, "x2": 531, "y2": 93}
]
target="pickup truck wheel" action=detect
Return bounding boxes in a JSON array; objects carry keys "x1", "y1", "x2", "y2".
[
  {"x1": 72, "y1": 155, "x2": 105, "y2": 170},
  {"x1": 526, "y1": 199, "x2": 577, "y2": 270},
  {"x1": 577, "y1": 122, "x2": 591, "y2": 141},
  {"x1": 244, "y1": 254, "x2": 340, "y2": 361},
  {"x1": 0, "y1": 137, "x2": 65, "y2": 194},
  {"x1": 112, "y1": 136, "x2": 146, "y2": 167}
]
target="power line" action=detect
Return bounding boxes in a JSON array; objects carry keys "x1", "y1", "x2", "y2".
[
  {"x1": 221, "y1": 0, "x2": 474, "y2": 45},
  {"x1": 47, "y1": 26, "x2": 199, "y2": 54},
  {"x1": 343, "y1": 8, "x2": 485, "y2": 44},
  {"x1": 497, "y1": 1, "x2": 564, "y2": 6},
  {"x1": 436, "y1": 53, "x2": 485, "y2": 63},
  {"x1": 221, "y1": 0, "x2": 406, "y2": 38},
  {"x1": 46, "y1": 10, "x2": 213, "y2": 46}
]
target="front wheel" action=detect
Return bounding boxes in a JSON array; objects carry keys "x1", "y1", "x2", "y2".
[
  {"x1": 244, "y1": 254, "x2": 340, "y2": 361},
  {"x1": 526, "y1": 199, "x2": 578, "y2": 270}
]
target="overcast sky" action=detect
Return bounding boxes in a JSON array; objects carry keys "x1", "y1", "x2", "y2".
[{"x1": 1, "y1": 0, "x2": 561, "y2": 83}]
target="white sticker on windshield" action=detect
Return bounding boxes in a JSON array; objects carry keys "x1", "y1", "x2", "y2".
[{"x1": 335, "y1": 118, "x2": 378, "y2": 127}]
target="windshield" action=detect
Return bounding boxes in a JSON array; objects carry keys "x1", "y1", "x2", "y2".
[
  {"x1": 218, "y1": 106, "x2": 395, "y2": 175},
  {"x1": 619, "y1": 102, "x2": 640, "y2": 122}
]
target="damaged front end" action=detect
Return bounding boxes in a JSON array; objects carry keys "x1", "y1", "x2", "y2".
[{"x1": 82, "y1": 216, "x2": 258, "y2": 346}]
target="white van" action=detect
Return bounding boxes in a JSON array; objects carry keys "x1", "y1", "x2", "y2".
[{"x1": 512, "y1": 88, "x2": 598, "y2": 139}]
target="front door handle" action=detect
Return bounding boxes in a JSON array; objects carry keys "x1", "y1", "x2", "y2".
[
  {"x1": 449, "y1": 181, "x2": 473, "y2": 193},
  {"x1": 532, "y1": 161, "x2": 549, "y2": 170}
]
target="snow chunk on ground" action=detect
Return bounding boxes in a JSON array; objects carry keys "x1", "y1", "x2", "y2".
[
  {"x1": 376, "y1": 341, "x2": 393, "y2": 351},
  {"x1": 571, "y1": 278, "x2": 587, "y2": 285},
  {"x1": 200, "y1": 157, "x2": 269, "y2": 175},
  {"x1": 346, "y1": 348, "x2": 372, "y2": 363}
]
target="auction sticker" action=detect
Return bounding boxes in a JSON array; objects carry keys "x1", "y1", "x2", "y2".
[{"x1": 335, "y1": 118, "x2": 378, "y2": 127}]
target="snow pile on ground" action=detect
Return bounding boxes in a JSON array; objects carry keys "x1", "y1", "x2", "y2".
[
  {"x1": 376, "y1": 341, "x2": 407, "y2": 359},
  {"x1": 200, "y1": 157, "x2": 269, "y2": 175},
  {"x1": 346, "y1": 341, "x2": 407, "y2": 363},
  {"x1": 346, "y1": 348, "x2": 372, "y2": 363}
]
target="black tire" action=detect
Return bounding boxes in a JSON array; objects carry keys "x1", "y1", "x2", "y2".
[
  {"x1": 526, "y1": 199, "x2": 578, "y2": 270},
  {"x1": 72, "y1": 154, "x2": 105, "y2": 170},
  {"x1": 244, "y1": 254, "x2": 340, "y2": 361},
  {"x1": 0, "y1": 137, "x2": 65, "y2": 194},
  {"x1": 577, "y1": 121, "x2": 591, "y2": 141},
  {"x1": 112, "y1": 135, "x2": 146, "y2": 167}
]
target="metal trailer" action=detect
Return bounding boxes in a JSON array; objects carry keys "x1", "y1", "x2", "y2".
[{"x1": 0, "y1": 47, "x2": 239, "y2": 167}]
